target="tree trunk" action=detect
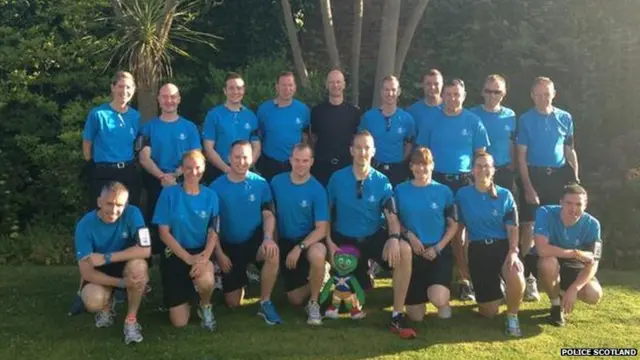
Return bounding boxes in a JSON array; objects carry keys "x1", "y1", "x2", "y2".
[
  {"x1": 319, "y1": 0, "x2": 341, "y2": 68},
  {"x1": 350, "y1": 0, "x2": 363, "y2": 106},
  {"x1": 372, "y1": 0, "x2": 401, "y2": 107},
  {"x1": 280, "y1": 0, "x2": 311, "y2": 89},
  {"x1": 395, "y1": 0, "x2": 430, "y2": 77},
  {"x1": 136, "y1": 84, "x2": 159, "y2": 122}
]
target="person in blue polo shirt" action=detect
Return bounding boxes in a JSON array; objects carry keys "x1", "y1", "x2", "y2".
[
  {"x1": 426, "y1": 78, "x2": 490, "y2": 302},
  {"x1": 139, "y1": 83, "x2": 201, "y2": 254},
  {"x1": 517, "y1": 76, "x2": 580, "y2": 303},
  {"x1": 257, "y1": 71, "x2": 310, "y2": 182},
  {"x1": 456, "y1": 152, "x2": 525, "y2": 337},
  {"x1": 407, "y1": 69, "x2": 444, "y2": 148},
  {"x1": 74, "y1": 181, "x2": 150, "y2": 344},
  {"x1": 202, "y1": 72, "x2": 260, "y2": 183},
  {"x1": 360, "y1": 75, "x2": 415, "y2": 186},
  {"x1": 153, "y1": 150, "x2": 219, "y2": 331},
  {"x1": 82, "y1": 71, "x2": 141, "y2": 208},
  {"x1": 270, "y1": 143, "x2": 328, "y2": 326},
  {"x1": 395, "y1": 147, "x2": 458, "y2": 323},
  {"x1": 534, "y1": 184, "x2": 602, "y2": 327},
  {"x1": 210, "y1": 140, "x2": 282, "y2": 325},
  {"x1": 326, "y1": 130, "x2": 416, "y2": 339},
  {"x1": 469, "y1": 74, "x2": 516, "y2": 190}
]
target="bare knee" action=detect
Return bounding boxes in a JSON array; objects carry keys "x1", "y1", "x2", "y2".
[
  {"x1": 307, "y1": 243, "x2": 327, "y2": 266},
  {"x1": 427, "y1": 285, "x2": 450, "y2": 309},
  {"x1": 169, "y1": 307, "x2": 190, "y2": 328},
  {"x1": 399, "y1": 240, "x2": 412, "y2": 260},
  {"x1": 538, "y1": 256, "x2": 559, "y2": 276},
  {"x1": 406, "y1": 304, "x2": 425, "y2": 322},
  {"x1": 225, "y1": 290, "x2": 243, "y2": 308},
  {"x1": 287, "y1": 291, "x2": 306, "y2": 306},
  {"x1": 82, "y1": 285, "x2": 110, "y2": 313},
  {"x1": 580, "y1": 282, "x2": 603, "y2": 305},
  {"x1": 478, "y1": 303, "x2": 500, "y2": 318}
]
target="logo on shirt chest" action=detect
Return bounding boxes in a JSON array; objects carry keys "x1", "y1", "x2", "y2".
[
  {"x1": 198, "y1": 210, "x2": 208, "y2": 219},
  {"x1": 129, "y1": 128, "x2": 135, "y2": 136},
  {"x1": 122, "y1": 231, "x2": 129, "y2": 239},
  {"x1": 492, "y1": 209, "x2": 499, "y2": 217},
  {"x1": 248, "y1": 193, "x2": 256, "y2": 202},
  {"x1": 504, "y1": 125, "x2": 511, "y2": 132},
  {"x1": 368, "y1": 195, "x2": 376, "y2": 203},
  {"x1": 431, "y1": 202, "x2": 438, "y2": 210},
  {"x1": 295, "y1": 117, "x2": 302, "y2": 125},
  {"x1": 396, "y1": 126, "x2": 405, "y2": 135},
  {"x1": 461, "y1": 128, "x2": 469, "y2": 136},
  {"x1": 300, "y1": 200, "x2": 309, "y2": 208},
  {"x1": 179, "y1": 133, "x2": 187, "y2": 140},
  {"x1": 244, "y1": 122, "x2": 251, "y2": 130}
]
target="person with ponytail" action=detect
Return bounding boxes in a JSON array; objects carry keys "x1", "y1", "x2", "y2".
[{"x1": 455, "y1": 151, "x2": 525, "y2": 337}]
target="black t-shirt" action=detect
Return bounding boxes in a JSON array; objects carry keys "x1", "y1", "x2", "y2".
[{"x1": 310, "y1": 100, "x2": 361, "y2": 163}]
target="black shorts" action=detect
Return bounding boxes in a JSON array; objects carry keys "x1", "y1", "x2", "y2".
[
  {"x1": 279, "y1": 238, "x2": 310, "y2": 292},
  {"x1": 405, "y1": 245, "x2": 454, "y2": 306},
  {"x1": 374, "y1": 161, "x2": 409, "y2": 187},
  {"x1": 311, "y1": 159, "x2": 348, "y2": 187},
  {"x1": 468, "y1": 239, "x2": 509, "y2": 303},
  {"x1": 160, "y1": 247, "x2": 204, "y2": 308},
  {"x1": 331, "y1": 229, "x2": 392, "y2": 291},
  {"x1": 558, "y1": 258, "x2": 599, "y2": 292},
  {"x1": 518, "y1": 165, "x2": 577, "y2": 222},
  {"x1": 494, "y1": 166, "x2": 515, "y2": 192},
  {"x1": 433, "y1": 172, "x2": 473, "y2": 194},
  {"x1": 81, "y1": 262, "x2": 126, "y2": 289},
  {"x1": 89, "y1": 161, "x2": 140, "y2": 208},
  {"x1": 220, "y1": 228, "x2": 264, "y2": 293},
  {"x1": 257, "y1": 154, "x2": 291, "y2": 182}
]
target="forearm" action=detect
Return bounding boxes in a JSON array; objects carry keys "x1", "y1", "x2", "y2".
[
  {"x1": 79, "y1": 263, "x2": 121, "y2": 288},
  {"x1": 159, "y1": 227, "x2": 191, "y2": 262},
  {"x1": 517, "y1": 149, "x2": 533, "y2": 189},
  {"x1": 566, "y1": 147, "x2": 579, "y2": 178},
  {"x1": 509, "y1": 142, "x2": 516, "y2": 169},
  {"x1": 536, "y1": 241, "x2": 579, "y2": 259},
  {"x1": 570, "y1": 262, "x2": 598, "y2": 291},
  {"x1": 403, "y1": 142, "x2": 413, "y2": 160},
  {"x1": 262, "y1": 212, "x2": 276, "y2": 240},
  {"x1": 437, "y1": 220, "x2": 459, "y2": 249},
  {"x1": 203, "y1": 231, "x2": 218, "y2": 259},
  {"x1": 507, "y1": 225, "x2": 519, "y2": 252},
  {"x1": 110, "y1": 246, "x2": 151, "y2": 263},
  {"x1": 301, "y1": 223, "x2": 328, "y2": 247},
  {"x1": 82, "y1": 141, "x2": 93, "y2": 161},
  {"x1": 140, "y1": 149, "x2": 165, "y2": 179},
  {"x1": 385, "y1": 213, "x2": 402, "y2": 235},
  {"x1": 204, "y1": 141, "x2": 230, "y2": 172}
]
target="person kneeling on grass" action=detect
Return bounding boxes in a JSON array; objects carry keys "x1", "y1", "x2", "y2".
[
  {"x1": 534, "y1": 184, "x2": 603, "y2": 327},
  {"x1": 455, "y1": 152, "x2": 525, "y2": 337},
  {"x1": 74, "y1": 181, "x2": 151, "y2": 344},
  {"x1": 153, "y1": 150, "x2": 220, "y2": 331}
]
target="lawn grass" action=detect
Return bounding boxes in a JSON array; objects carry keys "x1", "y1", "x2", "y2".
[{"x1": 0, "y1": 266, "x2": 638, "y2": 360}]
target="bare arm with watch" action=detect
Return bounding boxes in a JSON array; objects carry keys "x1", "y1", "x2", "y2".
[
  {"x1": 286, "y1": 221, "x2": 328, "y2": 269},
  {"x1": 382, "y1": 197, "x2": 404, "y2": 268},
  {"x1": 139, "y1": 143, "x2": 178, "y2": 187},
  {"x1": 158, "y1": 225, "x2": 206, "y2": 266},
  {"x1": 260, "y1": 202, "x2": 278, "y2": 260},
  {"x1": 424, "y1": 217, "x2": 459, "y2": 261}
]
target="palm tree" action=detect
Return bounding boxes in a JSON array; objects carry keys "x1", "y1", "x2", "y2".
[{"x1": 108, "y1": 0, "x2": 220, "y2": 121}]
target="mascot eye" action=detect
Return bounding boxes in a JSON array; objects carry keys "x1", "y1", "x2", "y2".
[
  {"x1": 337, "y1": 258, "x2": 345, "y2": 265},
  {"x1": 345, "y1": 259, "x2": 352, "y2": 266}
]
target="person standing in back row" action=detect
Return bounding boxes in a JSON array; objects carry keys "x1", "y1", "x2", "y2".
[
  {"x1": 408, "y1": 69, "x2": 444, "y2": 148},
  {"x1": 257, "y1": 71, "x2": 310, "y2": 182},
  {"x1": 82, "y1": 71, "x2": 141, "y2": 208},
  {"x1": 359, "y1": 75, "x2": 416, "y2": 186},
  {"x1": 425, "y1": 78, "x2": 490, "y2": 301},
  {"x1": 516, "y1": 77, "x2": 580, "y2": 302},
  {"x1": 310, "y1": 69, "x2": 361, "y2": 186}
]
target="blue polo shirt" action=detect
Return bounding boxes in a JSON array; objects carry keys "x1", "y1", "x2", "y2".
[
  {"x1": 83, "y1": 103, "x2": 141, "y2": 163},
  {"x1": 74, "y1": 205, "x2": 145, "y2": 260},
  {"x1": 359, "y1": 108, "x2": 416, "y2": 164},
  {"x1": 456, "y1": 185, "x2": 517, "y2": 241},
  {"x1": 327, "y1": 166, "x2": 393, "y2": 239},
  {"x1": 395, "y1": 180, "x2": 455, "y2": 245},
  {"x1": 427, "y1": 109, "x2": 490, "y2": 174},
  {"x1": 407, "y1": 101, "x2": 443, "y2": 147},
  {"x1": 209, "y1": 172, "x2": 272, "y2": 244},
  {"x1": 152, "y1": 185, "x2": 219, "y2": 250},
  {"x1": 270, "y1": 173, "x2": 329, "y2": 241},
  {"x1": 534, "y1": 205, "x2": 601, "y2": 250},
  {"x1": 202, "y1": 105, "x2": 259, "y2": 164},
  {"x1": 516, "y1": 107, "x2": 574, "y2": 168},
  {"x1": 469, "y1": 105, "x2": 516, "y2": 167},
  {"x1": 258, "y1": 99, "x2": 310, "y2": 161},
  {"x1": 140, "y1": 117, "x2": 201, "y2": 173}
]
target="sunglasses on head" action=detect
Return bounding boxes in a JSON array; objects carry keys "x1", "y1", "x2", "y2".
[
  {"x1": 483, "y1": 89, "x2": 502, "y2": 95},
  {"x1": 356, "y1": 180, "x2": 364, "y2": 199}
]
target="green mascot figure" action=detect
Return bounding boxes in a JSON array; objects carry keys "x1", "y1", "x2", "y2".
[{"x1": 319, "y1": 245, "x2": 366, "y2": 319}]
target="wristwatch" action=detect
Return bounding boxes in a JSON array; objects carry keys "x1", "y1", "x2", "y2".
[{"x1": 298, "y1": 243, "x2": 307, "y2": 251}]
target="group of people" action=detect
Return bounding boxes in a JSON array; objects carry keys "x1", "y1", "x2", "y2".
[{"x1": 75, "y1": 68, "x2": 604, "y2": 344}]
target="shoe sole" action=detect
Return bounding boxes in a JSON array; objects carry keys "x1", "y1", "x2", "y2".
[
  {"x1": 307, "y1": 319, "x2": 323, "y2": 326},
  {"x1": 389, "y1": 326, "x2": 417, "y2": 339},
  {"x1": 257, "y1": 311, "x2": 282, "y2": 325},
  {"x1": 124, "y1": 337, "x2": 143, "y2": 345}
]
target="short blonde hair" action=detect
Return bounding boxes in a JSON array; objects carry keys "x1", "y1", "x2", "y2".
[
  {"x1": 111, "y1": 71, "x2": 135, "y2": 86},
  {"x1": 181, "y1": 149, "x2": 206, "y2": 165},
  {"x1": 532, "y1": 76, "x2": 554, "y2": 90}
]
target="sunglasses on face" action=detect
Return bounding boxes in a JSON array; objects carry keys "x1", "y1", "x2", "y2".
[
  {"x1": 483, "y1": 89, "x2": 503, "y2": 95},
  {"x1": 356, "y1": 180, "x2": 364, "y2": 199}
]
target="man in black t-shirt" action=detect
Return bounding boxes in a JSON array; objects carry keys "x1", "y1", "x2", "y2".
[{"x1": 310, "y1": 69, "x2": 361, "y2": 186}]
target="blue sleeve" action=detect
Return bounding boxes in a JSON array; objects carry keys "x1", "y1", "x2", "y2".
[
  {"x1": 132, "y1": 111, "x2": 141, "y2": 136},
  {"x1": 210, "y1": 192, "x2": 220, "y2": 217},
  {"x1": 82, "y1": 110, "x2": 98, "y2": 141},
  {"x1": 516, "y1": 116, "x2": 528, "y2": 146},
  {"x1": 302, "y1": 104, "x2": 311, "y2": 128},
  {"x1": 474, "y1": 118, "x2": 490, "y2": 150},
  {"x1": 313, "y1": 184, "x2": 329, "y2": 222},
  {"x1": 202, "y1": 109, "x2": 217, "y2": 142},
  {"x1": 152, "y1": 187, "x2": 172, "y2": 226},
  {"x1": 455, "y1": 193, "x2": 466, "y2": 225},
  {"x1": 358, "y1": 112, "x2": 368, "y2": 132},
  {"x1": 129, "y1": 206, "x2": 146, "y2": 229},
  {"x1": 257, "y1": 102, "x2": 268, "y2": 136},
  {"x1": 381, "y1": 179, "x2": 393, "y2": 203},
  {"x1": 188, "y1": 122, "x2": 202, "y2": 150},
  {"x1": 587, "y1": 218, "x2": 601, "y2": 244},
  {"x1": 533, "y1": 207, "x2": 551, "y2": 238},
  {"x1": 503, "y1": 191, "x2": 518, "y2": 226},
  {"x1": 261, "y1": 180, "x2": 273, "y2": 203},
  {"x1": 327, "y1": 174, "x2": 337, "y2": 203},
  {"x1": 406, "y1": 113, "x2": 416, "y2": 140},
  {"x1": 249, "y1": 112, "x2": 260, "y2": 142},
  {"x1": 74, "y1": 220, "x2": 93, "y2": 260},
  {"x1": 140, "y1": 121, "x2": 151, "y2": 138}
]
